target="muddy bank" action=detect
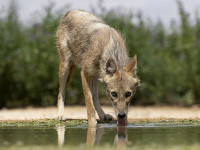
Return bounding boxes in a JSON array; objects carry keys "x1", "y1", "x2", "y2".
[{"x1": 0, "y1": 106, "x2": 200, "y2": 121}]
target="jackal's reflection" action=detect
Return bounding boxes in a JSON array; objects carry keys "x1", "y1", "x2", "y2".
[
  {"x1": 56, "y1": 125, "x2": 65, "y2": 147},
  {"x1": 113, "y1": 127, "x2": 129, "y2": 147},
  {"x1": 56, "y1": 125, "x2": 129, "y2": 147}
]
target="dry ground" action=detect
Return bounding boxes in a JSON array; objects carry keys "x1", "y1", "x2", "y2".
[{"x1": 1, "y1": 106, "x2": 200, "y2": 121}]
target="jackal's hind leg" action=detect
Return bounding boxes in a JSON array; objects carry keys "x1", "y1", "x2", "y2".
[{"x1": 57, "y1": 52, "x2": 73, "y2": 121}]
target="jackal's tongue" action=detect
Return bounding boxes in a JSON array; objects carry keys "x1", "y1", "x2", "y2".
[{"x1": 117, "y1": 118, "x2": 126, "y2": 126}]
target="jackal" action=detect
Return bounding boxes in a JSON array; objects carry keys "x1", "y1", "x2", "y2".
[{"x1": 56, "y1": 10, "x2": 139, "y2": 127}]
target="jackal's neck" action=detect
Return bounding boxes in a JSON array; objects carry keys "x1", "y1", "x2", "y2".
[{"x1": 100, "y1": 28, "x2": 130, "y2": 78}]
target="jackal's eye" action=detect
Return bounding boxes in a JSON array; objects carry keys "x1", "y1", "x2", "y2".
[
  {"x1": 125, "y1": 92, "x2": 131, "y2": 98},
  {"x1": 111, "y1": 92, "x2": 117, "y2": 98}
]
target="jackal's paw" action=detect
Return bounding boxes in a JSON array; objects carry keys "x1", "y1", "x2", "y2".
[
  {"x1": 100, "y1": 114, "x2": 113, "y2": 121},
  {"x1": 57, "y1": 116, "x2": 67, "y2": 121}
]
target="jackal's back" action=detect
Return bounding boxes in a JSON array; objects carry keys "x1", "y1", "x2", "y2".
[{"x1": 56, "y1": 10, "x2": 111, "y2": 66}]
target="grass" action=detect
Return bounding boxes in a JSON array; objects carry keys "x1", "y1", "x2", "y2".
[
  {"x1": 129, "y1": 118, "x2": 200, "y2": 125},
  {"x1": 0, "y1": 119, "x2": 88, "y2": 127},
  {"x1": 0, "y1": 118, "x2": 200, "y2": 127},
  {"x1": 1, "y1": 145, "x2": 200, "y2": 150}
]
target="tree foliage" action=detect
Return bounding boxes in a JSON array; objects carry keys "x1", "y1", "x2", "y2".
[{"x1": 0, "y1": 1, "x2": 200, "y2": 108}]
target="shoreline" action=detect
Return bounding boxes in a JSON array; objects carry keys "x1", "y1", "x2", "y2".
[{"x1": 1, "y1": 106, "x2": 200, "y2": 121}]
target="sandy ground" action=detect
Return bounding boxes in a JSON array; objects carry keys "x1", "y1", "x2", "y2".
[{"x1": 1, "y1": 106, "x2": 200, "y2": 121}]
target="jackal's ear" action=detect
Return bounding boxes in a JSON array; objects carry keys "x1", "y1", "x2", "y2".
[
  {"x1": 105, "y1": 58, "x2": 118, "y2": 76},
  {"x1": 124, "y1": 55, "x2": 137, "y2": 76}
]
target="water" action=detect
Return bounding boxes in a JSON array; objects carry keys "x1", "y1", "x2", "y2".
[{"x1": 1, "y1": 123, "x2": 200, "y2": 149}]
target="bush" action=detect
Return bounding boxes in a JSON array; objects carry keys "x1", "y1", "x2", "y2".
[{"x1": 0, "y1": 1, "x2": 200, "y2": 108}]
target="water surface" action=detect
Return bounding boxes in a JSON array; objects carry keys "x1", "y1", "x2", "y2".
[{"x1": 1, "y1": 123, "x2": 200, "y2": 149}]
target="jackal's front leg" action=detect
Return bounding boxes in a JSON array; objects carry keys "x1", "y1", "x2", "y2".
[
  {"x1": 81, "y1": 69, "x2": 96, "y2": 127},
  {"x1": 91, "y1": 78, "x2": 113, "y2": 121}
]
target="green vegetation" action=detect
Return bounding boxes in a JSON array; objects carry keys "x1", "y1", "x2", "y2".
[
  {"x1": 0, "y1": 1, "x2": 200, "y2": 108},
  {"x1": 1, "y1": 145, "x2": 200, "y2": 150},
  {"x1": 0, "y1": 119, "x2": 87, "y2": 127},
  {"x1": 131, "y1": 119, "x2": 200, "y2": 125},
  {"x1": 1, "y1": 119, "x2": 200, "y2": 127}
]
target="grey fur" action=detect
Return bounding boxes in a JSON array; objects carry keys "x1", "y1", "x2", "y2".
[{"x1": 56, "y1": 10, "x2": 138, "y2": 126}]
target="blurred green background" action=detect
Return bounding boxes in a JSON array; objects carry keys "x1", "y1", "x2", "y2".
[{"x1": 0, "y1": 1, "x2": 200, "y2": 108}]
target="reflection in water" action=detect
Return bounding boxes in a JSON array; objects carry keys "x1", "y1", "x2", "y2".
[
  {"x1": 113, "y1": 127, "x2": 129, "y2": 147},
  {"x1": 56, "y1": 125, "x2": 65, "y2": 147},
  {"x1": 86, "y1": 127, "x2": 96, "y2": 147},
  {"x1": 86, "y1": 127, "x2": 105, "y2": 147},
  {"x1": 1, "y1": 125, "x2": 199, "y2": 148},
  {"x1": 56, "y1": 125, "x2": 129, "y2": 148},
  {"x1": 94, "y1": 128, "x2": 105, "y2": 146}
]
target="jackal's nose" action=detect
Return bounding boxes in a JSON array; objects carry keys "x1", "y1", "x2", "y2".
[{"x1": 118, "y1": 112, "x2": 126, "y2": 119}]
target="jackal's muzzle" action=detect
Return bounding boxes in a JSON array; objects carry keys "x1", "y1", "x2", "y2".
[{"x1": 117, "y1": 112, "x2": 127, "y2": 126}]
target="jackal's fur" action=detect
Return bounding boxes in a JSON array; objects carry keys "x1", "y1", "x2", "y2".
[{"x1": 56, "y1": 10, "x2": 139, "y2": 127}]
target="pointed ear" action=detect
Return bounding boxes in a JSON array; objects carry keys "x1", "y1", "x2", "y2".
[
  {"x1": 105, "y1": 58, "x2": 118, "y2": 76},
  {"x1": 124, "y1": 55, "x2": 137, "y2": 76}
]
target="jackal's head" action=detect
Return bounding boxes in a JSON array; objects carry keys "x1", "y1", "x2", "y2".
[{"x1": 103, "y1": 55, "x2": 139, "y2": 126}]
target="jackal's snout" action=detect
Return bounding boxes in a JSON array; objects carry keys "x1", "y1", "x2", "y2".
[
  {"x1": 117, "y1": 111, "x2": 127, "y2": 126},
  {"x1": 118, "y1": 112, "x2": 126, "y2": 119}
]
